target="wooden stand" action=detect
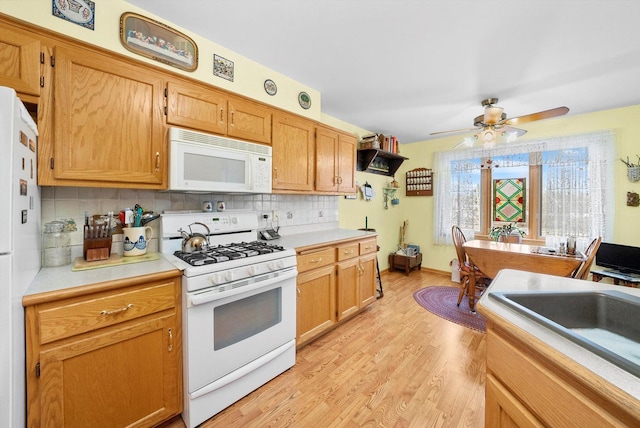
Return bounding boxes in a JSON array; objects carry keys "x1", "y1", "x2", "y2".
[{"x1": 388, "y1": 253, "x2": 422, "y2": 275}]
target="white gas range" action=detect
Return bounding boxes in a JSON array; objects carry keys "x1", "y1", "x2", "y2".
[{"x1": 160, "y1": 211, "x2": 297, "y2": 428}]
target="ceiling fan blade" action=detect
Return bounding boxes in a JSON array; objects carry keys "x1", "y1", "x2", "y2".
[
  {"x1": 504, "y1": 106, "x2": 569, "y2": 126},
  {"x1": 501, "y1": 126, "x2": 527, "y2": 137},
  {"x1": 430, "y1": 127, "x2": 479, "y2": 136}
]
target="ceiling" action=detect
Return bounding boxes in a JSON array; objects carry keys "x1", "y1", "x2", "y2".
[{"x1": 128, "y1": 0, "x2": 640, "y2": 144}]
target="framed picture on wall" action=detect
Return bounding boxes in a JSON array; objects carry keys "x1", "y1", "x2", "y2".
[
  {"x1": 52, "y1": 0, "x2": 95, "y2": 30},
  {"x1": 119, "y1": 12, "x2": 198, "y2": 72},
  {"x1": 213, "y1": 54, "x2": 234, "y2": 81}
]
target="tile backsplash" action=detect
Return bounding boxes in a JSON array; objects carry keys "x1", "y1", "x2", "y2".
[{"x1": 41, "y1": 187, "x2": 339, "y2": 260}]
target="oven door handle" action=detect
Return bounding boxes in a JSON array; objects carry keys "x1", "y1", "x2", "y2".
[{"x1": 188, "y1": 268, "x2": 298, "y2": 307}]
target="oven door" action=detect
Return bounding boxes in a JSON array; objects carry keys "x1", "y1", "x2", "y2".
[{"x1": 184, "y1": 267, "x2": 297, "y2": 393}]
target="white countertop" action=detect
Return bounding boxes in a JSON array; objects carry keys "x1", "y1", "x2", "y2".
[
  {"x1": 24, "y1": 228, "x2": 374, "y2": 299},
  {"x1": 25, "y1": 254, "x2": 180, "y2": 297},
  {"x1": 275, "y1": 228, "x2": 377, "y2": 251},
  {"x1": 478, "y1": 269, "x2": 640, "y2": 399}
]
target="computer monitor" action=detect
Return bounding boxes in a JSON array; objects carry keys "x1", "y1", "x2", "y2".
[{"x1": 595, "y1": 242, "x2": 640, "y2": 274}]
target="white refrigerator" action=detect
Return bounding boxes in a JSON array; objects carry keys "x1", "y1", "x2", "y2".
[{"x1": 0, "y1": 86, "x2": 41, "y2": 428}]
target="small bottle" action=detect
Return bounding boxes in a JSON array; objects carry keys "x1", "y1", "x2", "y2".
[{"x1": 43, "y1": 221, "x2": 71, "y2": 267}]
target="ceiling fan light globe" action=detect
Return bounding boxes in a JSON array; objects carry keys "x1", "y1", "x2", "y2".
[{"x1": 484, "y1": 106, "x2": 504, "y2": 124}]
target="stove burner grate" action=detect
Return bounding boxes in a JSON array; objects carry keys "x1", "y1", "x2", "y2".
[{"x1": 173, "y1": 241, "x2": 286, "y2": 266}]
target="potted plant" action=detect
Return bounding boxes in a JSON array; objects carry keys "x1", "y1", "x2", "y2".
[{"x1": 489, "y1": 222, "x2": 526, "y2": 243}]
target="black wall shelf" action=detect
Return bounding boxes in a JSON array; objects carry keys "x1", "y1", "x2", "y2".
[{"x1": 357, "y1": 149, "x2": 408, "y2": 177}]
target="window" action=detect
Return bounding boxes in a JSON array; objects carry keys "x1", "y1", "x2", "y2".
[{"x1": 434, "y1": 131, "x2": 616, "y2": 250}]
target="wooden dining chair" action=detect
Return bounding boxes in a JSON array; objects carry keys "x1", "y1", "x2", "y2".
[
  {"x1": 572, "y1": 237, "x2": 602, "y2": 280},
  {"x1": 451, "y1": 226, "x2": 489, "y2": 307}
]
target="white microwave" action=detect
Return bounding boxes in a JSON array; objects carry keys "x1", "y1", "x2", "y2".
[{"x1": 168, "y1": 128, "x2": 272, "y2": 193}]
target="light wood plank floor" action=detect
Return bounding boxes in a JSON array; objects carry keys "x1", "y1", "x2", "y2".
[{"x1": 161, "y1": 270, "x2": 486, "y2": 427}]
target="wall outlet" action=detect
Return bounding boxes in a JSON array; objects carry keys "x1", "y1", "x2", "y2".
[
  {"x1": 262, "y1": 212, "x2": 271, "y2": 221},
  {"x1": 287, "y1": 211, "x2": 293, "y2": 219}
]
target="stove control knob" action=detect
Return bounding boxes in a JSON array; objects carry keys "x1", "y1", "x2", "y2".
[
  {"x1": 210, "y1": 273, "x2": 225, "y2": 285},
  {"x1": 268, "y1": 260, "x2": 285, "y2": 271},
  {"x1": 247, "y1": 266, "x2": 258, "y2": 276},
  {"x1": 225, "y1": 271, "x2": 235, "y2": 282}
]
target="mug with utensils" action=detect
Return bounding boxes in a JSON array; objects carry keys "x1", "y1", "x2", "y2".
[{"x1": 122, "y1": 226, "x2": 153, "y2": 256}]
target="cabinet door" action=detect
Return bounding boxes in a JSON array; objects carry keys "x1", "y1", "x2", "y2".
[
  {"x1": 338, "y1": 133, "x2": 357, "y2": 193},
  {"x1": 359, "y1": 253, "x2": 377, "y2": 307},
  {"x1": 228, "y1": 97, "x2": 272, "y2": 144},
  {"x1": 486, "y1": 374, "x2": 544, "y2": 428},
  {"x1": 296, "y1": 265, "x2": 335, "y2": 346},
  {"x1": 336, "y1": 258, "x2": 360, "y2": 321},
  {"x1": 48, "y1": 46, "x2": 165, "y2": 187},
  {"x1": 165, "y1": 80, "x2": 227, "y2": 135},
  {"x1": 272, "y1": 112, "x2": 315, "y2": 191},
  {"x1": 37, "y1": 315, "x2": 180, "y2": 428},
  {"x1": 315, "y1": 126, "x2": 339, "y2": 192},
  {"x1": 0, "y1": 25, "x2": 41, "y2": 96}
]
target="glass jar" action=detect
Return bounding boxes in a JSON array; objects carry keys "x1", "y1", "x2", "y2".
[{"x1": 43, "y1": 221, "x2": 71, "y2": 267}]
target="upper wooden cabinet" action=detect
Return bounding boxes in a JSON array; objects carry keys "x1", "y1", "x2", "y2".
[
  {"x1": 0, "y1": 25, "x2": 42, "y2": 97},
  {"x1": 165, "y1": 81, "x2": 272, "y2": 144},
  {"x1": 165, "y1": 81, "x2": 227, "y2": 135},
  {"x1": 40, "y1": 45, "x2": 166, "y2": 188},
  {"x1": 227, "y1": 97, "x2": 272, "y2": 144},
  {"x1": 315, "y1": 126, "x2": 357, "y2": 194},
  {"x1": 272, "y1": 112, "x2": 315, "y2": 192}
]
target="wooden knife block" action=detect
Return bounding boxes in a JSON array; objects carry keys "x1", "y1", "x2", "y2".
[{"x1": 83, "y1": 236, "x2": 112, "y2": 262}]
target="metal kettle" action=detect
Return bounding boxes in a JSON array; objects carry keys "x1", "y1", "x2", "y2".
[{"x1": 179, "y1": 222, "x2": 211, "y2": 252}]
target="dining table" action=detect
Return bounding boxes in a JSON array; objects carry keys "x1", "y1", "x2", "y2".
[{"x1": 462, "y1": 240, "x2": 585, "y2": 311}]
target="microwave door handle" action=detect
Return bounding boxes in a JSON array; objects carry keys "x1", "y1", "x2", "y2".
[{"x1": 188, "y1": 268, "x2": 298, "y2": 307}]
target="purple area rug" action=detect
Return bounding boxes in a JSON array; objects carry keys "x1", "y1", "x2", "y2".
[{"x1": 413, "y1": 286, "x2": 486, "y2": 333}]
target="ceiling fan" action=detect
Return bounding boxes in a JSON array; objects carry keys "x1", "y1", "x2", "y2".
[{"x1": 431, "y1": 98, "x2": 569, "y2": 148}]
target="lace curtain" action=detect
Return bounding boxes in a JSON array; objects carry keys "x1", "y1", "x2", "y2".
[{"x1": 433, "y1": 131, "x2": 616, "y2": 249}]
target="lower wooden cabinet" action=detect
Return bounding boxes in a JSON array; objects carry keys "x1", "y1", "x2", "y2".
[
  {"x1": 484, "y1": 320, "x2": 640, "y2": 427},
  {"x1": 296, "y1": 236, "x2": 377, "y2": 347},
  {"x1": 23, "y1": 272, "x2": 182, "y2": 428},
  {"x1": 297, "y1": 264, "x2": 336, "y2": 345}
]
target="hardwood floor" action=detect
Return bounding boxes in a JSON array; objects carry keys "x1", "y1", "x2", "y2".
[{"x1": 161, "y1": 270, "x2": 486, "y2": 427}]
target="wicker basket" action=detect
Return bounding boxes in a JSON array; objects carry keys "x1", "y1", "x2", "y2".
[{"x1": 628, "y1": 166, "x2": 640, "y2": 182}]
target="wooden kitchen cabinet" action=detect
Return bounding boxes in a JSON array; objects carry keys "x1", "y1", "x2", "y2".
[
  {"x1": 165, "y1": 80, "x2": 227, "y2": 135},
  {"x1": 272, "y1": 112, "x2": 315, "y2": 192},
  {"x1": 165, "y1": 81, "x2": 272, "y2": 144},
  {"x1": 296, "y1": 236, "x2": 378, "y2": 348},
  {"x1": 357, "y1": 239, "x2": 378, "y2": 307},
  {"x1": 41, "y1": 45, "x2": 166, "y2": 188},
  {"x1": 315, "y1": 126, "x2": 357, "y2": 194},
  {"x1": 484, "y1": 320, "x2": 640, "y2": 427},
  {"x1": 23, "y1": 272, "x2": 182, "y2": 428},
  {"x1": 296, "y1": 263, "x2": 336, "y2": 346},
  {"x1": 0, "y1": 24, "x2": 42, "y2": 97}
]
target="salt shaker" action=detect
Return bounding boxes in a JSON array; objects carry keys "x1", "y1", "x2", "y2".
[{"x1": 559, "y1": 242, "x2": 566, "y2": 255}]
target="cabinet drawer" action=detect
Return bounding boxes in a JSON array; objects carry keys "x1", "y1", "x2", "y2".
[
  {"x1": 359, "y1": 239, "x2": 378, "y2": 255},
  {"x1": 37, "y1": 281, "x2": 177, "y2": 344},
  {"x1": 297, "y1": 248, "x2": 336, "y2": 273},
  {"x1": 337, "y1": 243, "x2": 359, "y2": 261}
]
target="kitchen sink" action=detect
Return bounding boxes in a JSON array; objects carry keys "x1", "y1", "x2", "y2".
[{"x1": 489, "y1": 290, "x2": 640, "y2": 378}]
